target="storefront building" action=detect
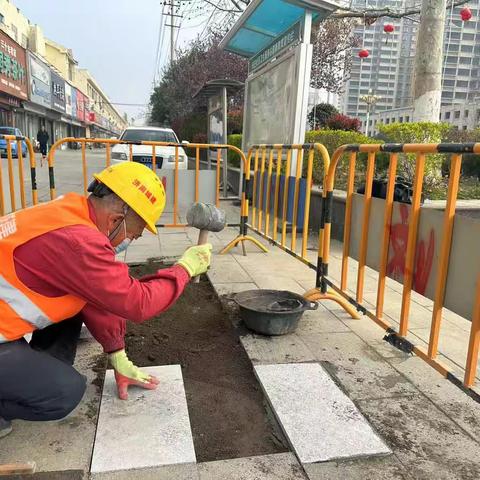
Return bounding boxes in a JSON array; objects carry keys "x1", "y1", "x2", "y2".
[{"x1": 0, "y1": 30, "x2": 28, "y2": 131}]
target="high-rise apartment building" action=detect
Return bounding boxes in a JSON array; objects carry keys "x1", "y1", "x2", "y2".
[{"x1": 341, "y1": 0, "x2": 480, "y2": 121}]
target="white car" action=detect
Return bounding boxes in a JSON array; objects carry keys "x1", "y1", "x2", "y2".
[{"x1": 111, "y1": 126, "x2": 188, "y2": 170}]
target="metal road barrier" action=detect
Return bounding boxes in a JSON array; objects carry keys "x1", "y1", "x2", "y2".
[
  {"x1": 304, "y1": 142, "x2": 480, "y2": 395},
  {"x1": 221, "y1": 143, "x2": 358, "y2": 318},
  {"x1": 0, "y1": 134, "x2": 37, "y2": 216}
]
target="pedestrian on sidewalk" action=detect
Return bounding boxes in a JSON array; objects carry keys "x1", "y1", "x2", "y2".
[
  {"x1": 36, "y1": 125, "x2": 49, "y2": 167},
  {"x1": 0, "y1": 162, "x2": 212, "y2": 438}
]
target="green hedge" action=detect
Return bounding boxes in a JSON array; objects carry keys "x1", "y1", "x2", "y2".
[
  {"x1": 227, "y1": 134, "x2": 243, "y2": 168},
  {"x1": 304, "y1": 130, "x2": 385, "y2": 185},
  {"x1": 378, "y1": 122, "x2": 451, "y2": 188}
]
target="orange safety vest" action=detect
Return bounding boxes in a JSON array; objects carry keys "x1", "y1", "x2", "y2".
[{"x1": 0, "y1": 193, "x2": 98, "y2": 343}]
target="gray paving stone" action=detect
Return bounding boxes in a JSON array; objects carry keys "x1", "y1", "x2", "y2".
[
  {"x1": 197, "y1": 453, "x2": 307, "y2": 480},
  {"x1": 304, "y1": 455, "x2": 411, "y2": 480},
  {"x1": 90, "y1": 365, "x2": 196, "y2": 473},
  {"x1": 91, "y1": 463, "x2": 199, "y2": 480},
  {"x1": 240, "y1": 333, "x2": 316, "y2": 364},
  {"x1": 295, "y1": 306, "x2": 352, "y2": 335},
  {"x1": 208, "y1": 257, "x2": 253, "y2": 283},
  {"x1": 210, "y1": 282, "x2": 258, "y2": 297},
  {"x1": 387, "y1": 355, "x2": 480, "y2": 441},
  {"x1": 357, "y1": 394, "x2": 480, "y2": 480},
  {"x1": 0, "y1": 340, "x2": 105, "y2": 472},
  {"x1": 254, "y1": 363, "x2": 391, "y2": 464},
  {"x1": 299, "y1": 332, "x2": 418, "y2": 400}
]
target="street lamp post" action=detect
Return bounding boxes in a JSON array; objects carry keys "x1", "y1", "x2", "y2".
[{"x1": 360, "y1": 90, "x2": 381, "y2": 136}]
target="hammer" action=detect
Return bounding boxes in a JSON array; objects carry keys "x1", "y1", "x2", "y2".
[{"x1": 186, "y1": 202, "x2": 226, "y2": 282}]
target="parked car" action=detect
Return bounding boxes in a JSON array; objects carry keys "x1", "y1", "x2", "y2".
[
  {"x1": 111, "y1": 126, "x2": 188, "y2": 170},
  {"x1": 0, "y1": 127, "x2": 27, "y2": 158}
]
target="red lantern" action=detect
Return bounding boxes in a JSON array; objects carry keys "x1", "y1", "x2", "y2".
[
  {"x1": 460, "y1": 6, "x2": 472, "y2": 21},
  {"x1": 383, "y1": 23, "x2": 394, "y2": 33},
  {"x1": 358, "y1": 49, "x2": 369, "y2": 59}
]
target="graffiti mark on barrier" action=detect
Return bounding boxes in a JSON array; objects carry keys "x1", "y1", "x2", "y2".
[{"x1": 387, "y1": 204, "x2": 435, "y2": 295}]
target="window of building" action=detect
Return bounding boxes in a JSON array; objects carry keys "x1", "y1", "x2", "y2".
[
  {"x1": 0, "y1": 14, "x2": 5, "y2": 24},
  {"x1": 463, "y1": 126, "x2": 468, "y2": 130},
  {"x1": 444, "y1": 68, "x2": 456, "y2": 75},
  {"x1": 460, "y1": 57, "x2": 472, "y2": 64},
  {"x1": 446, "y1": 56, "x2": 457, "y2": 64},
  {"x1": 445, "y1": 111, "x2": 451, "y2": 119},
  {"x1": 11, "y1": 25, "x2": 17, "y2": 41},
  {"x1": 461, "y1": 44, "x2": 473, "y2": 53},
  {"x1": 449, "y1": 44, "x2": 459, "y2": 52},
  {"x1": 456, "y1": 80, "x2": 469, "y2": 88},
  {"x1": 21, "y1": 34, "x2": 28, "y2": 48},
  {"x1": 463, "y1": 33, "x2": 475, "y2": 40},
  {"x1": 405, "y1": 116, "x2": 410, "y2": 122},
  {"x1": 386, "y1": 118, "x2": 390, "y2": 124},
  {"x1": 444, "y1": 79, "x2": 455, "y2": 87},
  {"x1": 465, "y1": 110, "x2": 469, "y2": 118},
  {"x1": 458, "y1": 69, "x2": 470, "y2": 75},
  {"x1": 456, "y1": 92, "x2": 467, "y2": 99},
  {"x1": 450, "y1": 32, "x2": 461, "y2": 40},
  {"x1": 454, "y1": 111, "x2": 460, "y2": 119}
]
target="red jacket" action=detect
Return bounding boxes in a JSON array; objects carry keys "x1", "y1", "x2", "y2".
[{"x1": 14, "y1": 197, "x2": 190, "y2": 352}]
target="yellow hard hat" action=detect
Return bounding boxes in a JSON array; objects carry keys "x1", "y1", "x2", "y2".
[{"x1": 93, "y1": 162, "x2": 166, "y2": 234}]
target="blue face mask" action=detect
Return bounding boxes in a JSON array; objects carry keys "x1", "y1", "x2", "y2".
[
  {"x1": 110, "y1": 219, "x2": 132, "y2": 254},
  {"x1": 115, "y1": 237, "x2": 131, "y2": 254}
]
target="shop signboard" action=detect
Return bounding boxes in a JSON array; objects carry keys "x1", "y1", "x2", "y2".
[
  {"x1": 0, "y1": 30, "x2": 27, "y2": 100},
  {"x1": 27, "y1": 52, "x2": 51, "y2": 108},
  {"x1": 76, "y1": 89, "x2": 85, "y2": 122},
  {"x1": 65, "y1": 82, "x2": 72, "y2": 116},
  {"x1": 71, "y1": 87, "x2": 77, "y2": 118},
  {"x1": 50, "y1": 70, "x2": 66, "y2": 113}
]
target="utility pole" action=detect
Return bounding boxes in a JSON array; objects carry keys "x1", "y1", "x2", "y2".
[
  {"x1": 163, "y1": 1, "x2": 182, "y2": 65},
  {"x1": 412, "y1": 0, "x2": 447, "y2": 121}
]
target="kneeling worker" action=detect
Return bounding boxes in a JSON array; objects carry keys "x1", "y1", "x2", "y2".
[{"x1": 0, "y1": 162, "x2": 212, "y2": 438}]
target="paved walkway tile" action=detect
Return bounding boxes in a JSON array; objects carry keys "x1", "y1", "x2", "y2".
[
  {"x1": 240, "y1": 333, "x2": 316, "y2": 364},
  {"x1": 357, "y1": 394, "x2": 480, "y2": 480},
  {"x1": 91, "y1": 463, "x2": 199, "y2": 480},
  {"x1": 299, "y1": 332, "x2": 418, "y2": 400},
  {"x1": 254, "y1": 363, "x2": 391, "y2": 463},
  {"x1": 90, "y1": 365, "x2": 196, "y2": 473},
  {"x1": 386, "y1": 355, "x2": 480, "y2": 441},
  {"x1": 304, "y1": 455, "x2": 411, "y2": 480},
  {"x1": 197, "y1": 453, "x2": 307, "y2": 480},
  {"x1": 0, "y1": 339, "x2": 104, "y2": 473}
]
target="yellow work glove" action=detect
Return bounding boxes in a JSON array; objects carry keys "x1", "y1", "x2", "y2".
[
  {"x1": 176, "y1": 243, "x2": 212, "y2": 278},
  {"x1": 109, "y1": 349, "x2": 159, "y2": 400}
]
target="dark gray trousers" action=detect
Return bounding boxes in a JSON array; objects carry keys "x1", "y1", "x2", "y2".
[{"x1": 0, "y1": 316, "x2": 87, "y2": 421}]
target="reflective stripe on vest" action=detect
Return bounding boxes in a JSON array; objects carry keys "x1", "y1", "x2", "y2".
[
  {"x1": 0, "y1": 333, "x2": 7, "y2": 343},
  {"x1": 0, "y1": 273, "x2": 53, "y2": 340}
]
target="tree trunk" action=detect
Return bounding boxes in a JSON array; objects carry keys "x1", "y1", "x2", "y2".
[{"x1": 412, "y1": 0, "x2": 447, "y2": 122}]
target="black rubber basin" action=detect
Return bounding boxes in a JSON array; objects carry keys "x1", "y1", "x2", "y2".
[{"x1": 234, "y1": 289, "x2": 318, "y2": 336}]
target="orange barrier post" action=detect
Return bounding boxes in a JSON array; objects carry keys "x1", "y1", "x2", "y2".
[
  {"x1": 399, "y1": 152, "x2": 425, "y2": 337},
  {"x1": 6, "y1": 140, "x2": 15, "y2": 212},
  {"x1": 341, "y1": 152, "x2": 357, "y2": 291},
  {"x1": 272, "y1": 147, "x2": 282, "y2": 243},
  {"x1": 376, "y1": 153, "x2": 398, "y2": 319},
  {"x1": 16, "y1": 140, "x2": 26, "y2": 209}
]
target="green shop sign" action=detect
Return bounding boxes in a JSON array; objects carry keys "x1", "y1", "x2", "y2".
[{"x1": 249, "y1": 22, "x2": 301, "y2": 72}]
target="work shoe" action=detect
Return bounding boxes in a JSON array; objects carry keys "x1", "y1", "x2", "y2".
[{"x1": 0, "y1": 417, "x2": 12, "y2": 438}]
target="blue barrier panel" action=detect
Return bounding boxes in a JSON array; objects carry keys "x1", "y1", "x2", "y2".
[{"x1": 254, "y1": 172, "x2": 306, "y2": 233}]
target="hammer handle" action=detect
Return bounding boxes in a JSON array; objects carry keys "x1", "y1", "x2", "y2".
[
  {"x1": 198, "y1": 229, "x2": 209, "y2": 245},
  {"x1": 194, "y1": 229, "x2": 208, "y2": 283}
]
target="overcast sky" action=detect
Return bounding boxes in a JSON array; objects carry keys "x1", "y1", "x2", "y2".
[{"x1": 14, "y1": 0, "x2": 206, "y2": 124}]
